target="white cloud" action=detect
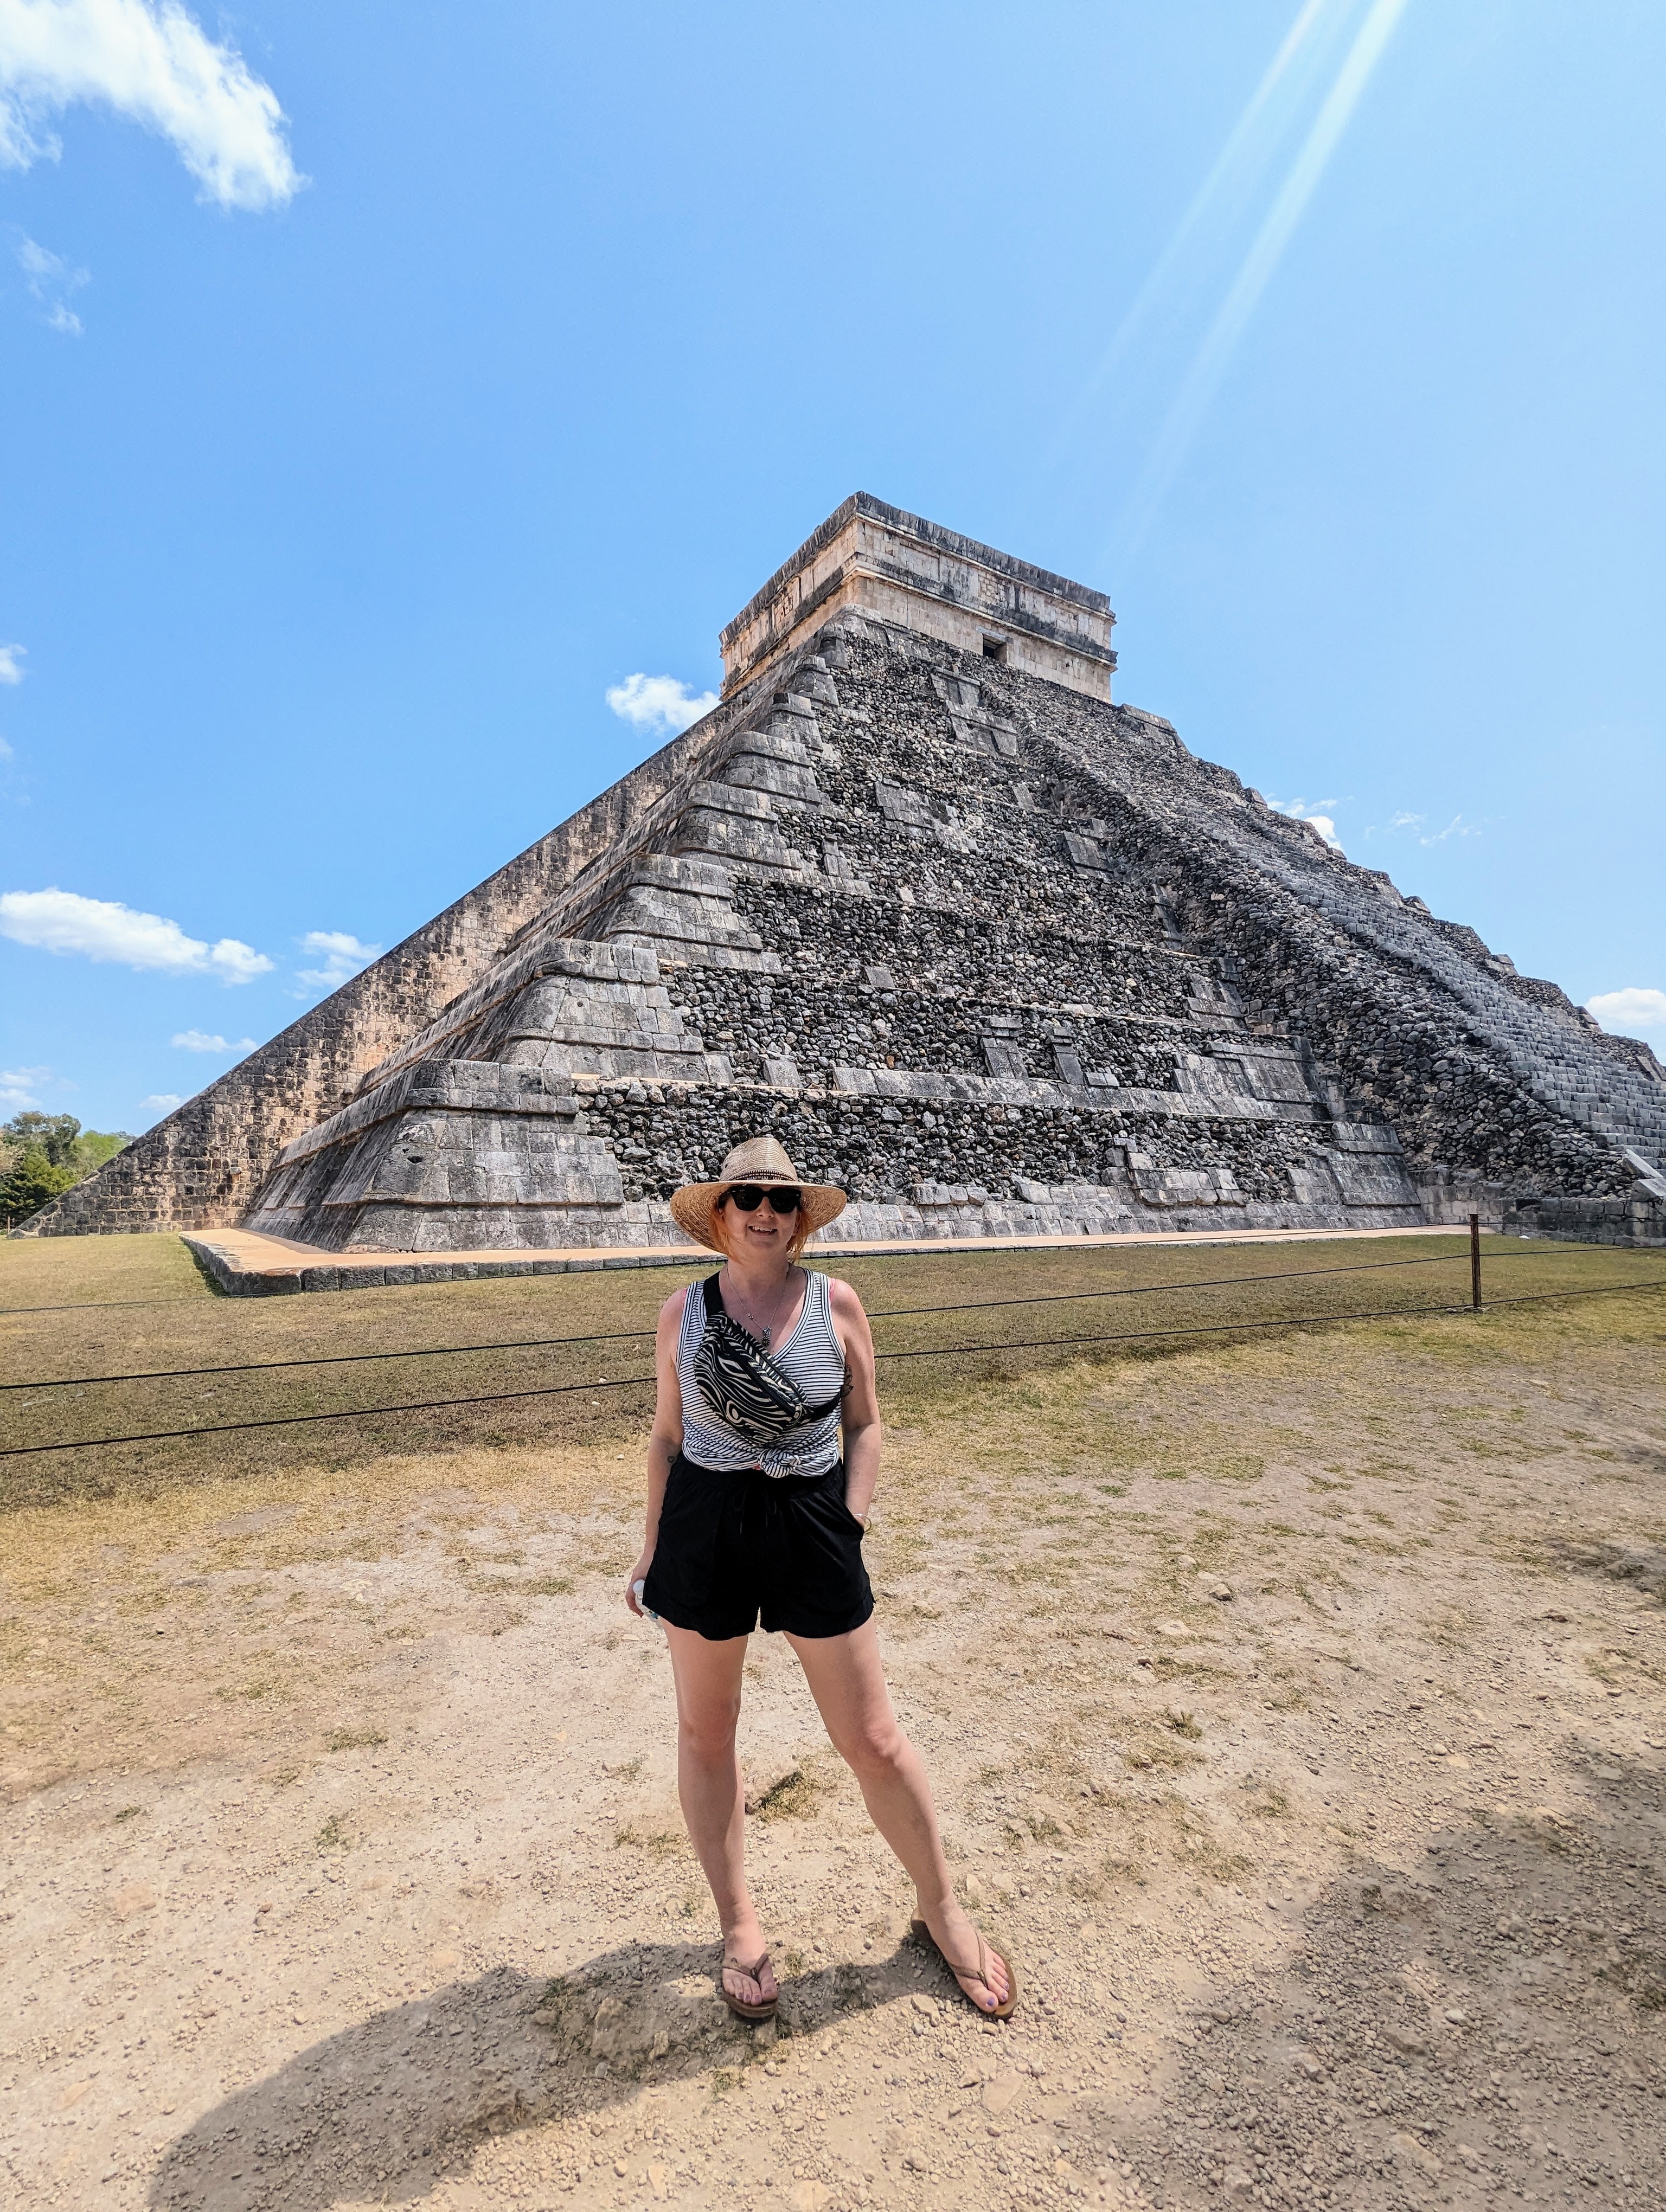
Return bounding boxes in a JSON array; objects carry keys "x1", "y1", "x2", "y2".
[
  {"x1": 0, "y1": 885, "x2": 273, "y2": 981},
  {"x1": 1, "y1": 1062, "x2": 47, "y2": 1111},
  {"x1": 204, "y1": 936, "x2": 268, "y2": 982},
  {"x1": 0, "y1": 735, "x2": 12, "y2": 761},
  {"x1": 171, "y1": 1027, "x2": 255, "y2": 1052},
  {"x1": 138, "y1": 1091, "x2": 182, "y2": 1118},
  {"x1": 0, "y1": 641, "x2": 24, "y2": 683},
  {"x1": 294, "y1": 928, "x2": 380, "y2": 993},
  {"x1": 15, "y1": 229, "x2": 87, "y2": 330},
  {"x1": 1586, "y1": 987, "x2": 1666, "y2": 1039},
  {"x1": 1267, "y1": 793, "x2": 1344, "y2": 851},
  {"x1": 0, "y1": 0, "x2": 302, "y2": 210},
  {"x1": 1364, "y1": 806, "x2": 1483, "y2": 846},
  {"x1": 605, "y1": 672, "x2": 719, "y2": 738}
]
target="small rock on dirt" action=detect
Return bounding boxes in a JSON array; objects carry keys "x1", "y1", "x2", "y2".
[
  {"x1": 1027, "y1": 1796, "x2": 1074, "y2": 1836},
  {"x1": 1390, "y1": 2130, "x2": 1443, "y2": 2179},
  {"x1": 982, "y1": 2069, "x2": 1023, "y2": 2114},
  {"x1": 1383, "y1": 2025, "x2": 1428, "y2": 2057}
]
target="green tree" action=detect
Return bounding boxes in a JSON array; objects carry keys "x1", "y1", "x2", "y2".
[
  {"x1": 3, "y1": 1110, "x2": 82, "y2": 1166},
  {"x1": 0, "y1": 1116, "x2": 132, "y2": 1226},
  {"x1": 1, "y1": 1145, "x2": 79, "y2": 1226},
  {"x1": 71, "y1": 1129, "x2": 133, "y2": 1176}
]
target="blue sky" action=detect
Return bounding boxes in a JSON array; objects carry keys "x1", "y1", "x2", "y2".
[{"x1": 2, "y1": 0, "x2": 1662, "y2": 1136}]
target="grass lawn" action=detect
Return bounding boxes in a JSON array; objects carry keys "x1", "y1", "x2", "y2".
[{"x1": 2, "y1": 1227, "x2": 1661, "y2": 1511}]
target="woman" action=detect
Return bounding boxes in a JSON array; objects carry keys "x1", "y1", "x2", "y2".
[{"x1": 625, "y1": 1135, "x2": 1017, "y2": 2024}]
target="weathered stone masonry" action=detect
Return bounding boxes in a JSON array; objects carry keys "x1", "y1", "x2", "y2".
[{"x1": 26, "y1": 494, "x2": 1666, "y2": 1249}]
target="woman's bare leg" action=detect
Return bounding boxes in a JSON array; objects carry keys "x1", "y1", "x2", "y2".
[
  {"x1": 663, "y1": 1623, "x2": 777, "y2": 2007},
  {"x1": 786, "y1": 1619, "x2": 1011, "y2": 2010}
]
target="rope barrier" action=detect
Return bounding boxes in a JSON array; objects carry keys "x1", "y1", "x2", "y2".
[
  {"x1": 4, "y1": 1273, "x2": 1660, "y2": 1462},
  {"x1": 0, "y1": 1244, "x2": 1612, "y2": 1394},
  {"x1": 0, "y1": 1319, "x2": 662, "y2": 1392},
  {"x1": 0, "y1": 1295, "x2": 208, "y2": 1317},
  {"x1": 0, "y1": 1231, "x2": 1586, "y2": 1321},
  {"x1": 0, "y1": 1371, "x2": 657, "y2": 1457},
  {"x1": 874, "y1": 1275, "x2": 1666, "y2": 1363}
]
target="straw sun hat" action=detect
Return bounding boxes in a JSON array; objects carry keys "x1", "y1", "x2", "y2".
[{"x1": 669, "y1": 1135, "x2": 848, "y2": 1253}]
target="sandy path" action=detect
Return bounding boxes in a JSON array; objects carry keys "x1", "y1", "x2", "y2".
[{"x1": 3, "y1": 1307, "x2": 1664, "y2": 2211}]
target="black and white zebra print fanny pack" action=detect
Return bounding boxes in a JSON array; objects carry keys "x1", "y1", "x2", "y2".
[{"x1": 691, "y1": 1274, "x2": 844, "y2": 1448}]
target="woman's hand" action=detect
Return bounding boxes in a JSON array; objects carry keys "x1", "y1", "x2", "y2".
[
  {"x1": 625, "y1": 1549, "x2": 655, "y2": 1615},
  {"x1": 829, "y1": 1277, "x2": 881, "y2": 1522},
  {"x1": 626, "y1": 1287, "x2": 689, "y2": 1618}
]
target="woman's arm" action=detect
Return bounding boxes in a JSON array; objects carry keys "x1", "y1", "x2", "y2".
[
  {"x1": 828, "y1": 1276, "x2": 882, "y2": 1523},
  {"x1": 625, "y1": 1285, "x2": 688, "y2": 1615}
]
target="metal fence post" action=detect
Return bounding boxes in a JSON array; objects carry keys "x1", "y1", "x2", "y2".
[{"x1": 1470, "y1": 1212, "x2": 1482, "y2": 1312}]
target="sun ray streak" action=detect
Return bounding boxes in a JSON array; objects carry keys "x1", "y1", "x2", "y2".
[
  {"x1": 1046, "y1": 0, "x2": 1344, "y2": 470},
  {"x1": 1108, "y1": 0, "x2": 1412, "y2": 578}
]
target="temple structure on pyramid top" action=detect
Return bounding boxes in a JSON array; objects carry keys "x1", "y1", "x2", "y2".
[
  {"x1": 29, "y1": 494, "x2": 1666, "y2": 1258},
  {"x1": 719, "y1": 491, "x2": 1117, "y2": 701}
]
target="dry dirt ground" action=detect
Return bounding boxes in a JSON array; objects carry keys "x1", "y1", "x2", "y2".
[{"x1": 3, "y1": 1242, "x2": 1665, "y2": 2212}]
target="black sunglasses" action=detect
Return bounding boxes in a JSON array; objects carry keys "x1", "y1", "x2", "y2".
[{"x1": 721, "y1": 1184, "x2": 802, "y2": 1214}]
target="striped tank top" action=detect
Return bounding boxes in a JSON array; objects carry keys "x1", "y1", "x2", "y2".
[{"x1": 677, "y1": 1269, "x2": 847, "y2": 1478}]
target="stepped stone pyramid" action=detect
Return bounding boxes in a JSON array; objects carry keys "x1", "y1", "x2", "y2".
[{"x1": 30, "y1": 493, "x2": 1666, "y2": 1251}]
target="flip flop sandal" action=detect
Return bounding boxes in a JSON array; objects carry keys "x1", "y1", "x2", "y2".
[
  {"x1": 910, "y1": 1917, "x2": 1020, "y2": 2020},
  {"x1": 718, "y1": 1950, "x2": 778, "y2": 2022}
]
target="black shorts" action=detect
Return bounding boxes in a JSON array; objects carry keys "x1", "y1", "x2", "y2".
[{"x1": 642, "y1": 1454, "x2": 874, "y2": 1643}]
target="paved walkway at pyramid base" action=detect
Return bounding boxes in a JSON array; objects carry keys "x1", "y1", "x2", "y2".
[{"x1": 185, "y1": 1219, "x2": 1478, "y2": 1295}]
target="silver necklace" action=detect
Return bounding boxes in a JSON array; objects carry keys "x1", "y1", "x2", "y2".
[{"x1": 726, "y1": 1266, "x2": 798, "y2": 1348}]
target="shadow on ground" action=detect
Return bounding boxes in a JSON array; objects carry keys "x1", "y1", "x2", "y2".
[
  {"x1": 145, "y1": 1751, "x2": 1666, "y2": 2210},
  {"x1": 148, "y1": 1937, "x2": 930, "y2": 2210},
  {"x1": 1078, "y1": 1747, "x2": 1666, "y2": 2209}
]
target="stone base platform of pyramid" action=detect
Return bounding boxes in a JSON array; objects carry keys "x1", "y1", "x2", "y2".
[
  {"x1": 181, "y1": 1220, "x2": 1468, "y2": 1297},
  {"x1": 29, "y1": 493, "x2": 1666, "y2": 1251}
]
